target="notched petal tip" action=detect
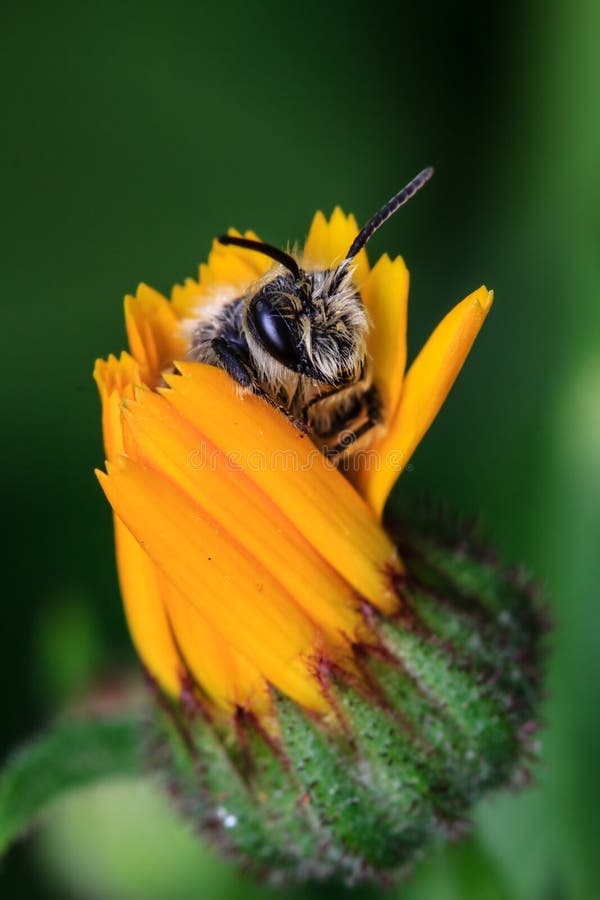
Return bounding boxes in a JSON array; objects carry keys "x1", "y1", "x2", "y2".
[
  {"x1": 361, "y1": 253, "x2": 410, "y2": 421},
  {"x1": 171, "y1": 228, "x2": 270, "y2": 319},
  {"x1": 94, "y1": 353, "x2": 144, "y2": 462},
  {"x1": 303, "y1": 207, "x2": 369, "y2": 285},
  {"x1": 93, "y1": 351, "x2": 141, "y2": 395},
  {"x1": 124, "y1": 284, "x2": 185, "y2": 385}
]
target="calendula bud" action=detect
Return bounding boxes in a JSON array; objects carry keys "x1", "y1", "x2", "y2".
[
  {"x1": 93, "y1": 202, "x2": 544, "y2": 886},
  {"x1": 145, "y1": 513, "x2": 545, "y2": 886}
]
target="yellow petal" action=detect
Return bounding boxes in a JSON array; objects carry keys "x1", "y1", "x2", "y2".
[
  {"x1": 302, "y1": 207, "x2": 370, "y2": 287},
  {"x1": 163, "y1": 362, "x2": 402, "y2": 612},
  {"x1": 98, "y1": 458, "x2": 329, "y2": 711},
  {"x1": 117, "y1": 456, "x2": 271, "y2": 712},
  {"x1": 124, "y1": 284, "x2": 186, "y2": 386},
  {"x1": 170, "y1": 277, "x2": 205, "y2": 322},
  {"x1": 356, "y1": 286, "x2": 494, "y2": 518},
  {"x1": 113, "y1": 515, "x2": 182, "y2": 696},
  {"x1": 171, "y1": 229, "x2": 271, "y2": 319},
  {"x1": 120, "y1": 386, "x2": 365, "y2": 645},
  {"x1": 158, "y1": 573, "x2": 270, "y2": 714},
  {"x1": 361, "y1": 254, "x2": 410, "y2": 418},
  {"x1": 94, "y1": 351, "x2": 142, "y2": 400},
  {"x1": 93, "y1": 352, "x2": 142, "y2": 460}
]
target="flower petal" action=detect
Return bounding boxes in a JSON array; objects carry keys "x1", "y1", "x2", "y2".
[
  {"x1": 302, "y1": 208, "x2": 370, "y2": 287},
  {"x1": 118, "y1": 480, "x2": 271, "y2": 712},
  {"x1": 113, "y1": 515, "x2": 182, "y2": 696},
  {"x1": 124, "y1": 284, "x2": 186, "y2": 386},
  {"x1": 361, "y1": 254, "x2": 409, "y2": 418},
  {"x1": 163, "y1": 362, "x2": 402, "y2": 612},
  {"x1": 93, "y1": 352, "x2": 142, "y2": 461},
  {"x1": 171, "y1": 229, "x2": 271, "y2": 319},
  {"x1": 119, "y1": 385, "x2": 366, "y2": 645},
  {"x1": 98, "y1": 458, "x2": 330, "y2": 711},
  {"x1": 158, "y1": 573, "x2": 270, "y2": 713},
  {"x1": 354, "y1": 286, "x2": 494, "y2": 518},
  {"x1": 96, "y1": 354, "x2": 185, "y2": 699}
]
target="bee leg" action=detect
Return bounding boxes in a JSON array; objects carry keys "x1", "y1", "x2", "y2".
[
  {"x1": 211, "y1": 338, "x2": 308, "y2": 434},
  {"x1": 322, "y1": 386, "x2": 381, "y2": 459},
  {"x1": 211, "y1": 337, "x2": 254, "y2": 389}
]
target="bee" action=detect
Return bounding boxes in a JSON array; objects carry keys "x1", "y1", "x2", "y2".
[{"x1": 184, "y1": 167, "x2": 433, "y2": 461}]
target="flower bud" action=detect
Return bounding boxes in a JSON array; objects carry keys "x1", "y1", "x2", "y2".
[
  {"x1": 93, "y1": 201, "x2": 543, "y2": 885},
  {"x1": 145, "y1": 512, "x2": 545, "y2": 886}
]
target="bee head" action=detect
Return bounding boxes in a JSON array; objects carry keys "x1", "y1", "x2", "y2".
[
  {"x1": 218, "y1": 166, "x2": 434, "y2": 385},
  {"x1": 246, "y1": 265, "x2": 368, "y2": 386}
]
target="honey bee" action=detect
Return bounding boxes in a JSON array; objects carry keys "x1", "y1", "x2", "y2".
[{"x1": 184, "y1": 167, "x2": 433, "y2": 460}]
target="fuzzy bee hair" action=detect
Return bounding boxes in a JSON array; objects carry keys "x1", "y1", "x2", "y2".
[
  {"x1": 179, "y1": 167, "x2": 434, "y2": 458},
  {"x1": 242, "y1": 262, "x2": 369, "y2": 394},
  {"x1": 184, "y1": 261, "x2": 369, "y2": 411}
]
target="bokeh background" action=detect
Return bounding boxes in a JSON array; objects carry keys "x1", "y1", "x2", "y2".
[{"x1": 2, "y1": 1, "x2": 599, "y2": 897}]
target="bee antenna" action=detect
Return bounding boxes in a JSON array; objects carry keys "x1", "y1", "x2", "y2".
[
  {"x1": 217, "y1": 234, "x2": 301, "y2": 280},
  {"x1": 345, "y1": 166, "x2": 434, "y2": 260}
]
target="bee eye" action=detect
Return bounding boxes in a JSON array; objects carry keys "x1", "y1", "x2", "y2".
[{"x1": 251, "y1": 297, "x2": 301, "y2": 368}]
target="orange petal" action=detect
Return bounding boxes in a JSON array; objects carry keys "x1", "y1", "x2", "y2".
[
  {"x1": 158, "y1": 573, "x2": 270, "y2": 714},
  {"x1": 163, "y1": 362, "x2": 402, "y2": 612},
  {"x1": 94, "y1": 351, "x2": 142, "y2": 400},
  {"x1": 171, "y1": 229, "x2": 271, "y2": 319},
  {"x1": 124, "y1": 284, "x2": 186, "y2": 385},
  {"x1": 302, "y1": 208, "x2": 370, "y2": 287},
  {"x1": 94, "y1": 351, "x2": 182, "y2": 696},
  {"x1": 120, "y1": 386, "x2": 365, "y2": 644},
  {"x1": 356, "y1": 286, "x2": 494, "y2": 518},
  {"x1": 361, "y1": 254, "x2": 409, "y2": 418},
  {"x1": 98, "y1": 458, "x2": 329, "y2": 711},
  {"x1": 116, "y1": 456, "x2": 270, "y2": 712},
  {"x1": 93, "y1": 352, "x2": 142, "y2": 460},
  {"x1": 113, "y1": 515, "x2": 182, "y2": 696}
]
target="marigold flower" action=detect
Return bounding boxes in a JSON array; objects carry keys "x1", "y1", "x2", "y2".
[{"x1": 94, "y1": 205, "x2": 543, "y2": 884}]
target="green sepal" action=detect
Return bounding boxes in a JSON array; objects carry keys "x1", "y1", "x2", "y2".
[
  {"x1": 273, "y1": 690, "x2": 406, "y2": 872},
  {"x1": 378, "y1": 618, "x2": 517, "y2": 789},
  {"x1": 228, "y1": 710, "x2": 325, "y2": 874},
  {"x1": 145, "y1": 698, "x2": 295, "y2": 874},
  {"x1": 325, "y1": 673, "x2": 439, "y2": 847}
]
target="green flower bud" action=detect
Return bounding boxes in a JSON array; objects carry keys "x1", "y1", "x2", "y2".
[{"x1": 144, "y1": 510, "x2": 546, "y2": 887}]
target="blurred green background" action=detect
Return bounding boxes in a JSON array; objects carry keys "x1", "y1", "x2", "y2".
[{"x1": 2, "y1": 0, "x2": 599, "y2": 897}]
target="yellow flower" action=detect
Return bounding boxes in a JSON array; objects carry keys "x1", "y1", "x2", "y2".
[{"x1": 94, "y1": 208, "x2": 492, "y2": 718}]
